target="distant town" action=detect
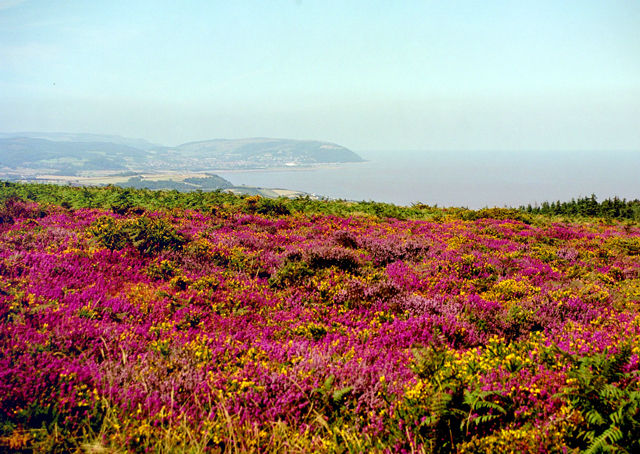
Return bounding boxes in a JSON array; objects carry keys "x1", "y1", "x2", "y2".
[{"x1": 0, "y1": 133, "x2": 364, "y2": 198}]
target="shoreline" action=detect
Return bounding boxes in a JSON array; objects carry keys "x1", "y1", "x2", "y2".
[{"x1": 213, "y1": 161, "x2": 367, "y2": 174}]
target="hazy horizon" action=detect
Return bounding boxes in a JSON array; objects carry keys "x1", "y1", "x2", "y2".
[
  {"x1": 4, "y1": 130, "x2": 640, "y2": 153},
  {"x1": 1, "y1": 1, "x2": 639, "y2": 151}
]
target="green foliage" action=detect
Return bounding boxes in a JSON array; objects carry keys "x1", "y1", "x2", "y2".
[
  {"x1": 269, "y1": 246, "x2": 361, "y2": 289},
  {"x1": 88, "y1": 216, "x2": 128, "y2": 250},
  {"x1": 285, "y1": 196, "x2": 444, "y2": 220},
  {"x1": 0, "y1": 181, "x2": 241, "y2": 212},
  {"x1": 125, "y1": 216, "x2": 187, "y2": 254},
  {"x1": 392, "y1": 341, "x2": 527, "y2": 453},
  {"x1": 89, "y1": 215, "x2": 187, "y2": 254},
  {"x1": 268, "y1": 260, "x2": 315, "y2": 288},
  {"x1": 459, "y1": 207, "x2": 533, "y2": 224},
  {"x1": 243, "y1": 195, "x2": 291, "y2": 216},
  {"x1": 146, "y1": 259, "x2": 180, "y2": 281},
  {"x1": 117, "y1": 175, "x2": 232, "y2": 192},
  {"x1": 558, "y1": 344, "x2": 640, "y2": 453},
  {"x1": 522, "y1": 194, "x2": 640, "y2": 221},
  {"x1": 460, "y1": 389, "x2": 508, "y2": 436},
  {"x1": 8, "y1": 180, "x2": 638, "y2": 223},
  {"x1": 311, "y1": 375, "x2": 355, "y2": 422},
  {"x1": 399, "y1": 344, "x2": 467, "y2": 453},
  {"x1": 0, "y1": 397, "x2": 105, "y2": 453}
]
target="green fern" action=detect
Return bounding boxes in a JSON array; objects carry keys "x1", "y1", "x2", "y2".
[
  {"x1": 584, "y1": 425, "x2": 623, "y2": 454},
  {"x1": 560, "y1": 343, "x2": 640, "y2": 453},
  {"x1": 461, "y1": 389, "x2": 508, "y2": 436}
]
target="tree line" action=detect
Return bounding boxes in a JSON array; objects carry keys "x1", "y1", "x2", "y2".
[
  {"x1": 1, "y1": 181, "x2": 639, "y2": 222},
  {"x1": 520, "y1": 195, "x2": 640, "y2": 220}
]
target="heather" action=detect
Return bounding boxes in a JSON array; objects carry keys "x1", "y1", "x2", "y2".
[{"x1": 1, "y1": 184, "x2": 640, "y2": 453}]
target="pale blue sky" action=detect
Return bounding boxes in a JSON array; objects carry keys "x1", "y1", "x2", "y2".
[{"x1": 1, "y1": 0, "x2": 639, "y2": 149}]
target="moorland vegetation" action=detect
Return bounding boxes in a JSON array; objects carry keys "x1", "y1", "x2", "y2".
[{"x1": 1, "y1": 182, "x2": 640, "y2": 453}]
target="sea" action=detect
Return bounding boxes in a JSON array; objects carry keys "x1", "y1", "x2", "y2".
[{"x1": 217, "y1": 150, "x2": 640, "y2": 209}]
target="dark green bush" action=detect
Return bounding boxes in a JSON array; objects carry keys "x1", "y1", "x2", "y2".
[{"x1": 89, "y1": 215, "x2": 187, "y2": 254}]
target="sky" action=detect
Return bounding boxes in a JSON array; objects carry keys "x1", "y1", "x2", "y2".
[{"x1": 1, "y1": 0, "x2": 639, "y2": 150}]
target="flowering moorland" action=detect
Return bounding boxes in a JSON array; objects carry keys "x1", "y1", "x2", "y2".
[{"x1": 1, "y1": 189, "x2": 640, "y2": 453}]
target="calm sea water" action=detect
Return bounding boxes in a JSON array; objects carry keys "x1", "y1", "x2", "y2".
[{"x1": 218, "y1": 150, "x2": 640, "y2": 209}]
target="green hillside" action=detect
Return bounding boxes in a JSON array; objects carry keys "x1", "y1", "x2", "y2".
[{"x1": 0, "y1": 134, "x2": 364, "y2": 174}]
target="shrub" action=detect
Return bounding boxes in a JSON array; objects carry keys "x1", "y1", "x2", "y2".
[
  {"x1": 333, "y1": 230, "x2": 358, "y2": 249},
  {"x1": 89, "y1": 215, "x2": 187, "y2": 254},
  {"x1": 305, "y1": 245, "x2": 361, "y2": 273},
  {"x1": 269, "y1": 260, "x2": 315, "y2": 288}
]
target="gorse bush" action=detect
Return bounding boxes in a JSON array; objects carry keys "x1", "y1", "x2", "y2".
[
  {"x1": 244, "y1": 195, "x2": 291, "y2": 216},
  {"x1": 89, "y1": 214, "x2": 187, "y2": 254},
  {"x1": 268, "y1": 259, "x2": 315, "y2": 288},
  {"x1": 460, "y1": 207, "x2": 533, "y2": 224}
]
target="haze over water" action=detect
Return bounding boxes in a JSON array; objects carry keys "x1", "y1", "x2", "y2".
[
  {"x1": 2, "y1": 2, "x2": 639, "y2": 154},
  {"x1": 221, "y1": 150, "x2": 640, "y2": 209},
  {"x1": 2, "y1": 2, "x2": 638, "y2": 201}
]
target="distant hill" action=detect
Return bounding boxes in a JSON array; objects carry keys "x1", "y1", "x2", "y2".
[
  {"x1": 166, "y1": 138, "x2": 364, "y2": 164},
  {"x1": 0, "y1": 132, "x2": 159, "y2": 151},
  {"x1": 0, "y1": 133, "x2": 364, "y2": 174},
  {"x1": 0, "y1": 137, "x2": 146, "y2": 170}
]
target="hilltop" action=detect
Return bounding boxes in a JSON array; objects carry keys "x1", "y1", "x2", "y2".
[
  {"x1": 0, "y1": 131, "x2": 158, "y2": 150},
  {"x1": 160, "y1": 137, "x2": 364, "y2": 167}
]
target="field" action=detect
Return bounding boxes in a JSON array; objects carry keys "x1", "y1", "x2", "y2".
[
  {"x1": 0, "y1": 170, "x2": 317, "y2": 201},
  {"x1": 1, "y1": 183, "x2": 639, "y2": 453}
]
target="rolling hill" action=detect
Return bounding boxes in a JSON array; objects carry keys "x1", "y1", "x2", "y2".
[
  {"x1": 0, "y1": 134, "x2": 364, "y2": 173},
  {"x1": 163, "y1": 137, "x2": 364, "y2": 164}
]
